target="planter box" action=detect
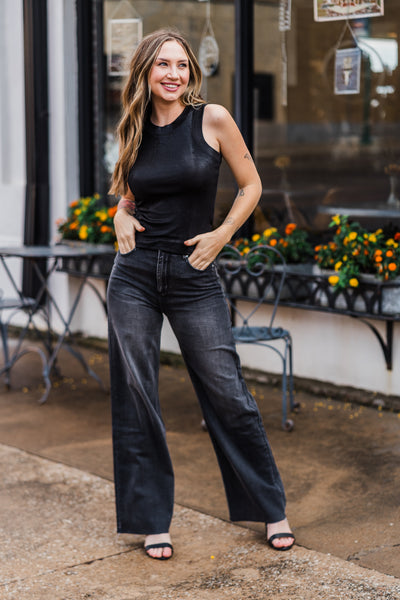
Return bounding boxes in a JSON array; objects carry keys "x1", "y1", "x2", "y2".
[
  {"x1": 218, "y1": 260, "x2": 314, "y2": 302},
  {"x1": 57, "y1": 242, "x2": 115, "y2": 279},
  {"x1": 381, "y1": 278, "x2": 400, "y2": 315},
  {"x1": 312, "y1": 267, "x2": 400, "y2": 315}
]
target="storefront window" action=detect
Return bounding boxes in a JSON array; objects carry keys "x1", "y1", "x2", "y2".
[
  {"x1": 101, "y1": 0, "x2": 235, "y2": 213},
  {"x1": 253, "y1": 1, "x2": 400, "y2": 234},
  {"x1": 95, "y1": 0, "x2": 400, "y2": 234}
]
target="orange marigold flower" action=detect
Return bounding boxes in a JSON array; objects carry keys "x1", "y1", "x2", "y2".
[
  {"x1": 70, "y1": 222, "x2": 78, "y2": 230},
  {"x1": 100, "y1": 225, "x2": 111, "y2": 233},
  {"x1": 375, "y1": 249, "x2": 383, "y2": 255},
  {"x1": 386, "y1": 250, "x2": 394, "y2": 257},
  {"x1": 315, "y1": 245, "x2": 322, "y2": 251},
  {"x1": 270, "y1": 238, "x2": 277, "y2": 246},
  {"x1": 375, "y1": 255, "x2": 383, "y2": 263},
  {"x1": 108, "y1": 206, "x2": 118, "y2": 218},
  {"x1": 70, "y1": 200, "x2": 79, "y2": 208},
  {"x1": 285, "y1": 223, "x2": 297, "y2": 235},
  {"x1": 394, "y1": 232, "x2": 400, "y2": 241},
  {"x1": 388, "y1": 262, "x2": 397, "y2": 271}
]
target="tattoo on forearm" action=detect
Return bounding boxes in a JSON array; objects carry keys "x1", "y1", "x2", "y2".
[
  {"x1": 223, "y1": 216, "x2": 239, "y2": 234},
  {"x1": 118, "y1": 197, "x2": 136, "y2": 215},
  {"x1": 244, "y1": 153, "x2": 252, "y2": 161},
  {"x1": 238, "y1": 189, "x2": 245, "y2": 197}
]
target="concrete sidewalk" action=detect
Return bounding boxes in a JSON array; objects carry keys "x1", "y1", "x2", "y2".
[{"x1": 0, "y1": 342, "x2": 399, "y2": 599}]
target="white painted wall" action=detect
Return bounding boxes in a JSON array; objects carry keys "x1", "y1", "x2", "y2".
[
  {"x1": 0, "y1": 0, "x2": 26, "y2": 297},
  {"x1": 161, "y1": 303, "x2": 400, "y2": 397}
]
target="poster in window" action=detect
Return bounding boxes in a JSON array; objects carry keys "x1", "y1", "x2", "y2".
[
  {"x1": 279, "y1": 0, "x2": 292, "y2": 31},
  {"x1": 334, "y1": 47, "x2": 361, "y2": 95},
  {"x1": 108, "y1": 18, "x2": 143, "y2": 77},
  {"x1": 314, "y1": 1, "x2": 384, "y2": 22}
]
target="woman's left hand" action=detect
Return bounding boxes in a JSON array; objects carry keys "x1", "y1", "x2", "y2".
[{"x1": 184, "y1": 228, "x2": 229, "y2": 270}]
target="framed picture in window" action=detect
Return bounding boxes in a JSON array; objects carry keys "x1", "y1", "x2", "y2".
[
  {"x1": 334, "y1": 47, "x2": 361, "y2": 95},
  {"x1": 314, "y1": 1, "x2": 384, "y2": 23},
  {"x1": 108, "y1": 18, "x2": 143, "y2": 77}
]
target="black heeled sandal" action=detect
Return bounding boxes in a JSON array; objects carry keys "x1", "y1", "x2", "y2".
[
  {"x1": 144, "y1": 542, "x2": 174, "y2": 560},
  {"x1": 267, "y1": 532, "x2": 295, "y2": 551}
]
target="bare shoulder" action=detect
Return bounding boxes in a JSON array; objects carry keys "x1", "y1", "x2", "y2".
[{"x1": 203, "y1": 103, "x2": 235, "y2": 129}]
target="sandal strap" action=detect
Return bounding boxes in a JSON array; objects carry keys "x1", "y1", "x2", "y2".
[
  {"x1": 144, "y1": 542, "x2": 173, "y2": 551},
  {"x1": 268, "y1": 533, "x2": 295, "y2": 542}
]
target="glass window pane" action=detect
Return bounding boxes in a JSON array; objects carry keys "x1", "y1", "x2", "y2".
[
  {"x1": 101, "y1": 0, "x2": 235, "y2": 220},
  {"x1": 254, "y1": 0, "x2": 400, "y2": 235}
]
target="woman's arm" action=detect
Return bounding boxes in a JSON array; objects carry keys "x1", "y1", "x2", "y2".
[
  {"x1": 184, "y1": 104, "x2": 262, "y2": 270},
  {"x1": 113, "y1": 187, "x2": 145, "y2": 254}
]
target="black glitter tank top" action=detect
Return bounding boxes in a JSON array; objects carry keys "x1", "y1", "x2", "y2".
[{"x1": 127, "y1": 104, "x2": 222, "y2": 254}]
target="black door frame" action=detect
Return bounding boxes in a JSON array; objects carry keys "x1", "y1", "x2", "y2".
[
  {"x1": 234, "y1": 0, "x2": 254, "y2": 237},
  {"x1": 22, "y1": 0, "x2": 49, "y2": 296}
]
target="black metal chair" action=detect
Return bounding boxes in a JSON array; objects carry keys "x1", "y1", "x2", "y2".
[
  {"x1": 0, "y1": 291, "x2": 48, "y2": 391},
  {"x1": 216, "y1": 244, "x2": 298, "y2": 431}
]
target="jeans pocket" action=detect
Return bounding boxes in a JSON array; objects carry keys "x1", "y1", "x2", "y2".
[
  {"x1": 183, "y1": 254, "x2": 214, "y2": 273},
  {"x1": 120, "y1": 246, "x2": 137, "y2": 257}
]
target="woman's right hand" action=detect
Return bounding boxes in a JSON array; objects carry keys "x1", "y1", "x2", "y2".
[{"x1": 114, "y1": 208, "x2": 145, "y2": 254}]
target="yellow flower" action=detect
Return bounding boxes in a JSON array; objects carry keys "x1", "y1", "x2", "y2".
[
  {"x1": 93, "y1": 193, "x2": 100, "y2": 200},
  {"x1": 368, "y1": 234, "x2": 377, "y2": 243},
  {"x1": 263, "y1": 227, "x2": 277, "y2": 238},
  {"x1": 349, "y1": 278, "x2": 359, "y2": 287},
  {"x1": 348, "y1": 232, "x2": 357, "y2": 241},
  {"x1": 252, "y1": 234, "x2": 261, "y2": 242},
  {"x1": 95, "y1": 210, "x2": 108, "y2": 222},
  {"x1": 242, "y1": 247, "x2": 250, "y2": 254},
  {"x1": 386, "y1": 239, "x2": 397, "y2": 247},
  {"x1": 332, "y1": 215, "x2": 341, "y2": 226},
  {"x1": 335, "y1": 261, "x2": 342, "y2": 271},
  {"x1": 328, "y1": 275, "x2": 339, "y2": 286},
  {"x1": 375, "y1": 228, "x2": 383, "y2": 235},
  {"x1": 79, "y1": 225, "x2": 89, "y2": 240},
  {"x1": 343, "y1": 255, "x2": 348, "y2": 261},
  {"x1": 74, "y1": 208, "x2": 81, "y2": 216}
]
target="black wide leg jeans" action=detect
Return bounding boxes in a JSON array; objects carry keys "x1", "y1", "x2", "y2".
[{"x1": 107, "y1": 247, "x2": 286, "y2": 534}]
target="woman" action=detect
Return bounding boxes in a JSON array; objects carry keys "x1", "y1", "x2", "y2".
[{"x1": 107, "y1": 28, "x2": 294, "y2": 560}]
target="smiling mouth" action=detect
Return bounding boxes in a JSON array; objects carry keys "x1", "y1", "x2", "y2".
[{"x1": 161, "y1": 83, "x2": 179, "y2": 91}]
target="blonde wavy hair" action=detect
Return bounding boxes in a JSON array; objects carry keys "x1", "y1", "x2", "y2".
[{"x1": 109, "y1": 29, "x2": 205, "y2": 197}]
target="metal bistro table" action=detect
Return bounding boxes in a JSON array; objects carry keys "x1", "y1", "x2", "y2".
[{"x1": 0, "y1": 243, "x2": 115, "y2": 402}]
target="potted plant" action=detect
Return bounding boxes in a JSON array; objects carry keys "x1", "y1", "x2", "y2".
[
  {"x1": 56, "y1": 195, "x2": 117, "y2": 277},
  {"x1": 224, "y1": 223, "x2": 314, "y2": 300},
  {"x1": 314, "y1": 215, "x2": 400, "y2": 314},
  {"x1": 233, "y1": 223, "x2": 314, "y2": 269},
  {"x1": 57, "y1": 195, "x2": 118, "y2": 246}
]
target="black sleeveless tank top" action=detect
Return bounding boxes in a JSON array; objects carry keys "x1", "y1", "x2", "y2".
[{"x1": 127, "y1": 104, "x2": 222, "y2": 254}]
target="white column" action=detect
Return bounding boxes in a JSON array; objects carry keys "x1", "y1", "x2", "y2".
[{"x1": 0, "y1": 0, "x2": 26, "y2": 248}]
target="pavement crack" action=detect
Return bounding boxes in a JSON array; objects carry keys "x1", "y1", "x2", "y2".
[
  {"x1": 347, "y1": 543, "x2": 400, "y2": 562},
  {"x1": 0, "y1": 546, "x2": 140, "y2": 589}
]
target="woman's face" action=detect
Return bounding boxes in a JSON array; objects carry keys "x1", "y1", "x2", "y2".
[{"x1": 148, "y1": 40, "x2": 190, "y2": 103}]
